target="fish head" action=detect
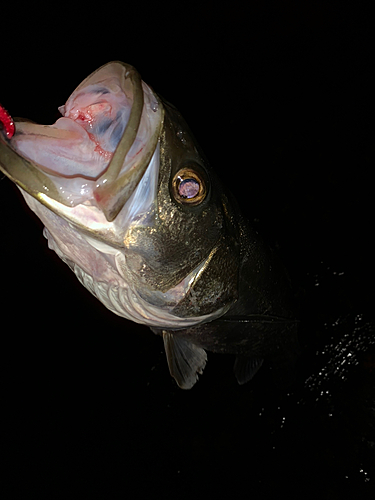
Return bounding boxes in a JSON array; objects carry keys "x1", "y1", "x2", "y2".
[{"x1": 0, "y1": 62, "x2": 241, "y2": 329}]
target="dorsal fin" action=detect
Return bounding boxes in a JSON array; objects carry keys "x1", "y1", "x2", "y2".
[{"x1": 163, "y1": 331, "x2": 207, "y2": 389}]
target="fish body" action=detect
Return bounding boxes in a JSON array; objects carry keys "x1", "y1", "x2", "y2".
[{"x1": 0, "y1": 62, "x2": 297, "y2": 388}]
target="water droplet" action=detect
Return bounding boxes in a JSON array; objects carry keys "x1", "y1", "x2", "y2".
[{"x1": 177, "y1": 129, "x2": 186, "y2": 144}]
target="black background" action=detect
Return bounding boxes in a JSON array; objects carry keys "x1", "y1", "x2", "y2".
[{"x1": 1, "y1": 2, "x2": 375, "y2": 499}]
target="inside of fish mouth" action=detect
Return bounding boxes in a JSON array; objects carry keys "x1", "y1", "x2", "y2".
[
  {"x1": 9, "y1": 69, "x2": 143, "y2": 182},
  {"x1": 67, "y1": 108, "x2": 116, "y2": 162},
  {"x1": 11, "y1": 103, "x2": 135, "y2": 180},
  {"x1": 0, "y1": 62, "x2": 164, "y2": 220}
]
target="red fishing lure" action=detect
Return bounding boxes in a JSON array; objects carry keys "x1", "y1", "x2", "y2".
[{"x1": 0, "y1": 103, "x2": 15, "y2": 138}]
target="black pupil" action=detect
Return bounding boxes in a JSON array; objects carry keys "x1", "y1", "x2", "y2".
[{"x1": 178, "y1": 178, "x2": 200, "y2": 198}]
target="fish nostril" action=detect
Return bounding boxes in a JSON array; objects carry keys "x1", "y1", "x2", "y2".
[{"x1": 0, "y1": 103, "x2": 15, "y2": 139}]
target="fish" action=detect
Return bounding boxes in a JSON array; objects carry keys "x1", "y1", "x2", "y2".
[{"x1": 0, "y1": 61, "x2": 298, "y2": 389}]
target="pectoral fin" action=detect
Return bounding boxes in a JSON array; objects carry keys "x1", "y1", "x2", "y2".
[
  {"x1": 233, "y1": 356, "x2": 264, "y2": 385},
  {"x1": 163, "y1": 331, "x2": 207, "y2": 389}
]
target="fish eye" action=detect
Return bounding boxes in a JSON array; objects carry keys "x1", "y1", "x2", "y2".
[{"x1": 172, "y1": 168, "x2": 207, "y2": 206}]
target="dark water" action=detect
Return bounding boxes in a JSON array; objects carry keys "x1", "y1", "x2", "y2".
[{"x1": 1, "y1": 4, "x2": 375, "y2": 499}]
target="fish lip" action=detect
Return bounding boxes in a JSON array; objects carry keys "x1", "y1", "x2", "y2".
[
  {"x1": 0, "y1": 131, "x2": 66, "y2": 204},
  {"x1": 0, "y1": 62, "x2": 164, "y2": 222}
]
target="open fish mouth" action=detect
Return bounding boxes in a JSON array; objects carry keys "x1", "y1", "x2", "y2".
[{"x1": 0, "y1": 62, "x2": 164, "y2": 222}]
